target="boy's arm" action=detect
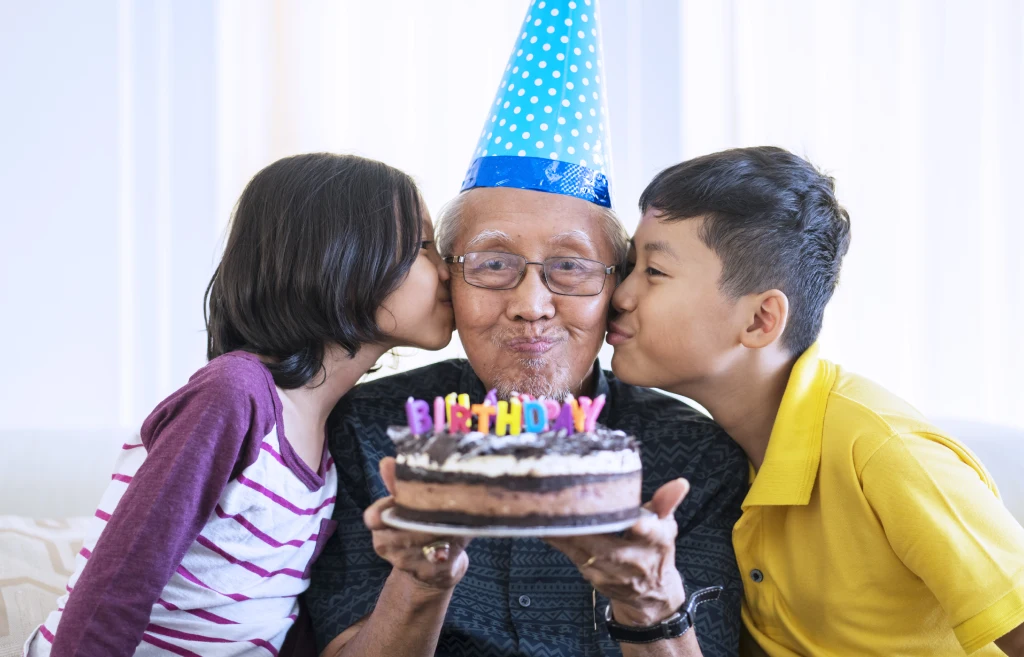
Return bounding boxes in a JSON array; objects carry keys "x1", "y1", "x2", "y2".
[
  {"x1": 861, "y1": 432, "x2": 1024, "y2": 655},
  {"x1": 50, "y1": 367, "x2": 257, "y2": 656}
]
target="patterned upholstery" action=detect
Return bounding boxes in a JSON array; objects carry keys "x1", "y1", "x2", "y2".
[{"x1": 0, "y1": 517, "x2": 90, "y2": 656}]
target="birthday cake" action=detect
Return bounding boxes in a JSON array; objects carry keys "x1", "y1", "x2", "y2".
[{"x1": 388, "y1": 392, "x2": 642, "y2": 527}]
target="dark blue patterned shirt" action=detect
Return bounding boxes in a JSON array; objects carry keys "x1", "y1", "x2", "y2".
[{"x1": 307, "y1": 359, "x2": 747, "y2": 656}]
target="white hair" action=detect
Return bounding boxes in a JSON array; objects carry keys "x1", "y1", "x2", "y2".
[{"x1": 435, "y1": 190, "x2": 629, "y2": 270}]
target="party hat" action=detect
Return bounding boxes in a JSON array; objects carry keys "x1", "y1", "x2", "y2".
[{"x1": 461, "y1": 0, "x2": 613, "y2": 207}]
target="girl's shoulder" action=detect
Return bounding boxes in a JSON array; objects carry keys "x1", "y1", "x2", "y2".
[
  {"x1": 194, "y1": 350, "x2": 275, "y2": 392},
  {"x1": 182, "y1": 350, "x2": 277, "y2": 412},
  {"x1": 141, "y1": 351, "x2": 280, "y2": 449}
]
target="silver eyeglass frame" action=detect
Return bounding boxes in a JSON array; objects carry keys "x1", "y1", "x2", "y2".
[{"x1": 444, "y1": 252, "x2": 617, "y2": 297}]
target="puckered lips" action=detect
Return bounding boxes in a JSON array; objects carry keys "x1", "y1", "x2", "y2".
[
  {"x1": 502, "y1": 329, "x2": 566, "y2": 355},
  {"x1": 606, "y1": 320, "x2": 633, "y2": 346}
]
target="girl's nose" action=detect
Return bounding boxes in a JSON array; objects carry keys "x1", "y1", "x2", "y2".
[{"x1": 434, "y1": 251, "x2": 451, "y2": 282}]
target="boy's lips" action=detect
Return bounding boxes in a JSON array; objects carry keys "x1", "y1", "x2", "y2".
[{"x1": 606, "y1": 321, "x2": 633, "y2": 346}]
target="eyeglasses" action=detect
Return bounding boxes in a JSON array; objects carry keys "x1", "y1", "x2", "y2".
[{"x1": 444, "y1": 251, "x2": 617, "y2": 297}]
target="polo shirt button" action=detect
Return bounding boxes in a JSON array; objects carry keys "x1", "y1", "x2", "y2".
[
  {"x1": 518, "y1": 595, "x2": 532, "y2": 607},
  {"x1": 750, "y1": 569, "x2": 764, "y2": 583}
]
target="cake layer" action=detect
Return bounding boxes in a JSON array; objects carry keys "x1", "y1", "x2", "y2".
[
  {"x1": 389, "y1": 426, "x2": 641, "y2": 478},
  {"x1": 396, "y1": 463, "x2": 636, "y2": 491},
  {"x1": 392, "y1": 472, "x2": 641, "y2": 522},
  {"x1": 393, "y1": 506, "x2": 640, "y2": 528}
]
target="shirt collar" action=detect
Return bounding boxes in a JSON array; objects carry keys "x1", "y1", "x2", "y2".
[{"x1": 742, "y1": 342, "x2": 837, "y2": 510}]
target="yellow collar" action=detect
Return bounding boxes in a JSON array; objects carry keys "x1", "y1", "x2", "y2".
[{"x1": 742, "y1": 343, "x2": 837, "y2": 509}]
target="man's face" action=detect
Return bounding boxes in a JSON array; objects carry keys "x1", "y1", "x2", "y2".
[{"x1": 450, "y1": 187, "x2": 616, "y2": 399}]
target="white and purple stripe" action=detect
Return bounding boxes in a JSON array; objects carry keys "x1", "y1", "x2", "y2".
[{"x1": 25, "y1": 352, "x2": 337, "y2": 656}]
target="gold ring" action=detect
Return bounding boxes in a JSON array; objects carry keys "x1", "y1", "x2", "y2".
[
  {"x1": 422, "y1": 540, "x2": 451, "y2": 564},
  {"x1": 581, "y1": 555, "x2": 598, "y2": 569}
]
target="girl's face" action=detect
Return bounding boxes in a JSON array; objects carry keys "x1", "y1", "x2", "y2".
[{"x1": 377, "y1": 215, "x2": 455, "y2": 351}]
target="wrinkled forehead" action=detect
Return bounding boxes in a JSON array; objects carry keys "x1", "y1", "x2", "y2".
[
  {"x1": 465, "y1": 226, "x2": 599, "y2": 255},
  {"x1": 457, "y1": 187, "x2": 610, "y2": 260}
]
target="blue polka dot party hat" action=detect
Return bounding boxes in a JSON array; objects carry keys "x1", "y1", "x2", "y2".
[{"x1": 461, "y1": 0, "x2": 613, "y2": 207}]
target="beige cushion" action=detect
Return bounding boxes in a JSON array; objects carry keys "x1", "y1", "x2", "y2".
[{"x1": 0, "y1": 517, "x2": 89, "y2": 656}]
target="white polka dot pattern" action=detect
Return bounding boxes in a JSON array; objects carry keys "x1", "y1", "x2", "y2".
[{"x1": 470, "y1": 0, "x2": 611, "y2": 175}]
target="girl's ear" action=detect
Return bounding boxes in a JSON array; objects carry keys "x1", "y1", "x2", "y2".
[{"x1": 739, "y1": 289, "x2": 789, "y2": 350}]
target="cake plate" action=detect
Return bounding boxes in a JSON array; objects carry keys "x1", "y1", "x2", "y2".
[{"x1": 381, "y1": 508, "x2": 653, "y2": 538}]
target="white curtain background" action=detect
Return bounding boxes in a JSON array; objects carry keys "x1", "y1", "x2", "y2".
[{"x1": 2, "y1": 0, "x2": 1022, "y2": 437}]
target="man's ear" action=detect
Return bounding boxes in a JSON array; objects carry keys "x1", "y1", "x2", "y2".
[{"x1": 739, "y1": 289, "x2": 788, "y2": 349}]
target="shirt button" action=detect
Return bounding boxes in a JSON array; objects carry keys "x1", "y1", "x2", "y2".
[
  {"x1": 750, "y1": 569, "x2": 764, "y2": 583},
  {"x1": 518, "y1": 594, "x2": 532, "y2": 607}
]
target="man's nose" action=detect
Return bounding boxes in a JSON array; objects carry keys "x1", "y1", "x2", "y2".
[{"x1": 505, "y1": 266, "x2": 556, "y2": 322}]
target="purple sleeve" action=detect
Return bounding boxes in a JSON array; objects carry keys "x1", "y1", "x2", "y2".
[{"x1": 51, "y1": 353, "x2": 275, "y2": 656}]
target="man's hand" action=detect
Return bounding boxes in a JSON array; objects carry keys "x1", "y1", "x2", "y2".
[
  {"x1": 364, "y1": 457, "x2": 472, "y2": 591},
  {"x1": 545, "y1": 478, "x2": 690, "y2": 627},
  {"x1": 322, "y1": 458, "x2": 474, "y2": 657}
]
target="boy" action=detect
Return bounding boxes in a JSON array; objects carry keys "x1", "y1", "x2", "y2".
[{"x1": 606, "y1": 146, "x2": 1024, "y2": 656}]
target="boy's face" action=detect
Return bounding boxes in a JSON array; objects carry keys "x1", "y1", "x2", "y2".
[{"x1": 608, "y1": 211, "x2": 744, "y2": 393}]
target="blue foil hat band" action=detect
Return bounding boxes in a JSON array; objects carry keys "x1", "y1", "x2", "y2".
[{"x1": 461, "y1": 155, "x2": 611, "y2": 208}]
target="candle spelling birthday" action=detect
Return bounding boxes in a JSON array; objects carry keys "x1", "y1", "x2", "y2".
[
  {"x1": 405, "y1": 390, "x2": 606, "y2": 437},
  {"x1": 389, "y1": 388, "x2": 640, "y2": 530}
]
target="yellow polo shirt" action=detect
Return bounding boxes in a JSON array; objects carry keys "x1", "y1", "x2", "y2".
[{"x1": 735, "y1": 344, "x2": 1024, "y2": 656}]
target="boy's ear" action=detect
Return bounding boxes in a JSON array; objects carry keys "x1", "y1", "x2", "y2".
[{"x1": 739, "y1": 289, "x2": 789, "y2": 349}]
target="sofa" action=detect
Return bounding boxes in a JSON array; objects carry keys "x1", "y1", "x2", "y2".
[{"x1": 2, "y1": 421, "x2": 1021, "y2": 653}]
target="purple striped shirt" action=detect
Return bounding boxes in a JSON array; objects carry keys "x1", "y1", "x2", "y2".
[{"x1": 25, "y1": 352, "x2": 337, "y2": 656}]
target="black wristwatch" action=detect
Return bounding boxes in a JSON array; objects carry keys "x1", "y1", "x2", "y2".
[{"x1": 604, "y1": 586, "x2": 723, "y2": 644}]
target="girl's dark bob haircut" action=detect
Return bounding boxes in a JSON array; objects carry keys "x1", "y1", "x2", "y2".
[{"x1": 205, "y1": 152, "x2": 424, "y2": 389}]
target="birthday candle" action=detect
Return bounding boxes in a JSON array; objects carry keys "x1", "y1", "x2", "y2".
[
  {"x1": 484, "y1": 388, "x2": 498, "y2": 406},
  {"x1": 405, "y1": 397, "x2": 432, "y2": 435},
  {"x1": 457, "y1": 393, "x2": 470, "y2": 410},
  {"x1": 472, "y1": 404, "x2": 496, "y2": 433},
  {"x1": 433, "y1": 396, "x2": 445, "y2": 433},
  {"x1": 584, "y1": 394, "x2": 606, "y2": 431},
  {"x1": 522, "y1": 400, "x2": 547, "y2": 433},
  {"x1": 573, "y1": 397, "x2": 590, "y2": 433},
  {"x1": 445, "y1": 392, "x2": 457, "y2": 425},
  {"x1": 450, "y1": 404, "x2": 472, "y2": 433},
  {"x1": 551, "y1": 399, "x2": 576, "y2": 433},
  {"x1": 542, "y1": 399, "x2": 561, "y2": 430},
  {"x1": 510, "y1": 396, "x2": 522, "y2": 434},
  {"x1": 495, "y1": 400, "x2": 522, "y2": 436}
]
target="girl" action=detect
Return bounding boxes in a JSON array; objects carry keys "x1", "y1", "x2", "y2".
[{"x1": 25, "y1": 153, "x2": 454, "y2": 656}]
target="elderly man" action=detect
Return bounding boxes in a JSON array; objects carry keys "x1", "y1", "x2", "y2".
[{"x1": 305, "y1": 2, "x2": 747, "y2": 656}]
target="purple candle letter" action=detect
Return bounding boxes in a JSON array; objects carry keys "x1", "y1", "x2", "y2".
[{"x1": 405, "y1": 397, "x2": 432, "y2": 435}]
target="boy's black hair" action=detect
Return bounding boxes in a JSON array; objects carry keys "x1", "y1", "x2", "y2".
[
  {"x1": 205, "y1": 153, "x2": 423, "y2": 388},
  {"x1": 639, "y1": 146, "x2": 851, "y2": 356}
]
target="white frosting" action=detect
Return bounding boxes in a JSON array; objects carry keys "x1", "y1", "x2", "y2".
[{"x1": 397, "y1": 449, "x2": 642, "y2": 477}]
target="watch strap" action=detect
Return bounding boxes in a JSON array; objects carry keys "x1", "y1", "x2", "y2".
[{"x1": 604, "y1": 585, "x2": 723, "y2": 644}]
